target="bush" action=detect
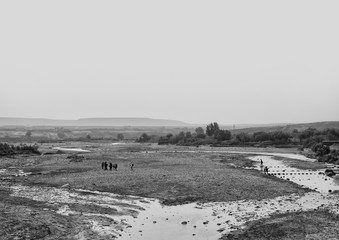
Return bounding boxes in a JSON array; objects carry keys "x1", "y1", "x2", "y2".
[{"x1": 0, "y1": 143, "x2": 41, "y2": 156}]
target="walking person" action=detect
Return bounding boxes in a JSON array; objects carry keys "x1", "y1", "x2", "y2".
[
  {"x1": 104, "y1": 161, "x2": 108, "y2": 170},
  {"x1": 130, "y1": 162, "x2": 134, "y2": 171},
  {"x1": 109, "y1": 162, "x2": 113, "y2": 171}
]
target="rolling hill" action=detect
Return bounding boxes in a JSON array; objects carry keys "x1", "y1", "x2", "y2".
[
  {"x1": 0, "y1": 117, "x2": 190, "y2": 127},
  {"x1": 230, "y1": 121, "x2": 339, "y2": 134}
]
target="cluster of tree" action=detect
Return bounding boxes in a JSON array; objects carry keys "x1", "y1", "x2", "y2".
[
  {"x1": 297, "y1": 128, "x2": 339, "y2": 164},
  {"x1": 0, "y1": 143, "x2": 40, "y2": 157},
  {"x1": 136, "y1": 122, "x2": 231, "y2": 145},
  {"x1": 136, "y1": 123, "x2": 339, "y2": 163},
  {"x1": 233, "y1": 131, "x2": 291, "y2": 145},
  {"x1": 309, "y1": 142, "x2": 339, "y2": 164},
  {"x1": 136, "y1": 133, "x2": 158, "y2": 143}
]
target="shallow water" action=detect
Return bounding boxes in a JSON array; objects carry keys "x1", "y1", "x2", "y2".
[
  {"x1": 8, "y1": 184, "x2": 339, "y2": 240},
  {"x1": 251, "y1": 155, "x2": 339, "y2": 194},
  {"x1": 52, "y1": 147, "x2": 91, "y2": 152}
]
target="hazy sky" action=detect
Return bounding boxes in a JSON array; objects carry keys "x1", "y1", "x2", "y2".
[{"x1": 1, "y1": 1, "x2": 338, "y2": 124}]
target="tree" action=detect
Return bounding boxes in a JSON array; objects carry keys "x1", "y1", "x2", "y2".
[
  {"x1": 117, "y1": 133, "x2": 124, "y2": 141},
  {"x1": 177, "y1": 132, "x2": 185, "y2": 140},
  {"x1": 195, "y1": 127, "x2": 204, "y2": 135},
  {"x1": 166, "y1": 133, "x2": 173, "y2": 139},
  {"x1": 214, "y1": 129, "x2": 232, "y2": 141},
  {"x1": 206, "y1": 122, "x2": 220, "y2": 136},
  {"x1": 185, "y1": 131, "x2": 192, "y2": 138},
  {"x1": 270, "y1": 131, "x2": 290, "y2": 143},
  {"x1": 253, "y1": 131, "x2": 270, "y2": 142},
  {"x1": 195, "y1": 127, "x2": 206, "y2": 139},
  {"x1": 236, "y1": 132, "x2": 251, "y2": 143},
  {"x1": 57, "y1": 132, "x2": 66, "y2": 138},
  {"x1": 25, "y1": 131, "x2": 32, "y2": 138},
  {"x1": 137, "y1": 133, "x2": 151, "y2": 142}
]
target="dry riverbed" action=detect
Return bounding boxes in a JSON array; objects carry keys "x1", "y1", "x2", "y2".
[{"x1": 1, "y1": 143, "x2": 339, "y2": 239}]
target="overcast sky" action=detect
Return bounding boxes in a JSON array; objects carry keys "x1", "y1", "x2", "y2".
[{"x1": 1, "y1": 1, "x2": 338, "y2": 124}]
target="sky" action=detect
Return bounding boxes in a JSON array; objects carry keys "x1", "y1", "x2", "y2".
[{"x1": 1, "y1": 0, "x2": 338, "y2": 124}]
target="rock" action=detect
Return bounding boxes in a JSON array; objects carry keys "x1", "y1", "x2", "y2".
[
  {"x1": 153, "y1": 221, "x2": 157, "y2": 224},
  {"x1": 203, "y1": 221, "x2": 209, "y2": 225},
  {"x1": 181, "y1": 221, "x2": 188, "y2": 225}
]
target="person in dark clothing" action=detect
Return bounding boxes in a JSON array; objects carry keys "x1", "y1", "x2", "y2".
[
  {"x1": 264, "y1": 166, "x2": 269, "y2": 174},
  {"x1": 130, "y1": 163, "x2": 134, "y2": 171},
  {"x1": 101, "y1": 162, "x2": 105, "y2": 170},
  {"x1": 109, "y1": 162, "x2": 113, "y2": 171},
  {"x1": 104, "y1": 161, "x2": 108, "y2": 170}
]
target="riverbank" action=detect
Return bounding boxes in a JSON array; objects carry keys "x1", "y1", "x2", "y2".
[{"x1": 0, "y1": 142, "x2": 337, "y2": 239}]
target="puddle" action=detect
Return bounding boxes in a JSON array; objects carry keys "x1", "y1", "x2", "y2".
[
  {"x1": 52, "y1": 147, "x2": 91, "y2": 153},
  {"x1": 250, "y1": 156, "x2": 339, "y2": 194}
]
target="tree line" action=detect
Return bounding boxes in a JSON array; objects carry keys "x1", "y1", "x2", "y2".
[
  {"x1": 0, "y1": 143, "x2": 41, "y2": 157},
  {"x1": 136, "y1": 123, "x2": 339, "y2": 164}
]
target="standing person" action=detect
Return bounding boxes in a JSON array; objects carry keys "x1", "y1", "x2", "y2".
[
  {"x1": 130, "y1": 162, "x2": 134, "y2": 171},
  {"x1": 104, "y1": 161, "x2": 108, "y2": 170},
  {"x1": 260, "y1": 161, "x2": 264, "y2": 172},
  {"x1": 109, "y1": 162, "x2": 113, "y2": 171},
  {"x1": 101, "y1": 162, "x2": 105, "y2": 170},
  {"x1": 264, "y1": 166, "x2": 269, "y2": 174}
]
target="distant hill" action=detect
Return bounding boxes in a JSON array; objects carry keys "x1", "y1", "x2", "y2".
[
  {"x1": 230, "y1": 121, "x2": 339, "y2": 134},
  {"x1": 0, "y1": 117, "x2": 189, "y2": 127}
]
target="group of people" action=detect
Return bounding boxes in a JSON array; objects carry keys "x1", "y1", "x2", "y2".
[
  {"x1": 101, "y1": 162, "x2": 134, "y2": 171},
  {"x1": 260, "y1": 159, "x2": 269, "y2": 174},
  {"x1": 101, "y1": 162, "x2": 118, "y2": 171}
]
